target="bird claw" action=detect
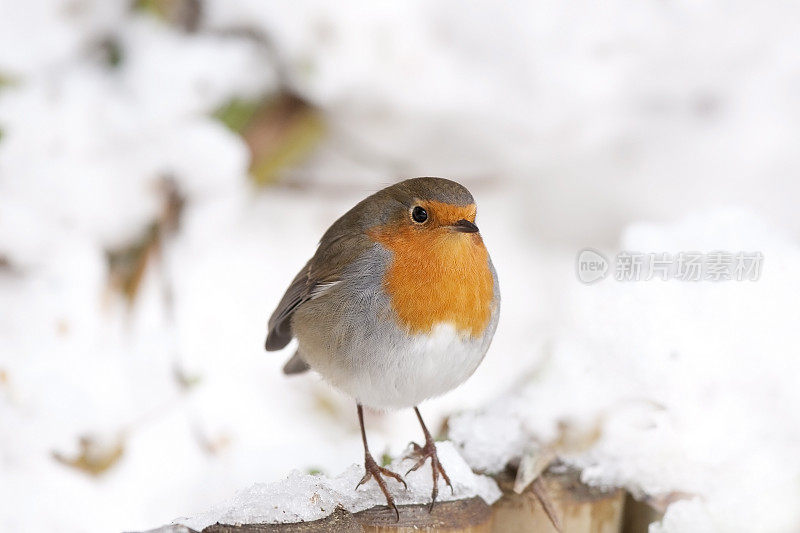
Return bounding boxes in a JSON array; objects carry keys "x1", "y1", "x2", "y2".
[
  {"x1": 405, "y1": 438, "x2": 454, "y2": 511},
  {"x1": 405, "y1": 455, "x2": 428, "y2": 475},
  {"x1": 356, "y1": 453, "x2": 407, "y2": 521},
  {"x1": 404, "y1": 441, "x2": 423, "y2": 456}
]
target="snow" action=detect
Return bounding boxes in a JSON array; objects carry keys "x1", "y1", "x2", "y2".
[
  {"x1": 449, "y1": 209, "x2": 800, "y2": 532},
  {"x1": 175, "y1": 441, "x2": 501, "y2": 529},
  {"x1": 1, "y1": 2, "x2": 800, "y2": 533},
  {"x1": 650, "y1": 500, "x2": 715, "y2": 533}
]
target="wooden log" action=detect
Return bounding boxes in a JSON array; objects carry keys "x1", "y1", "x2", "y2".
[
  {"x1": 621, "y1": 493, "x2": 666, "y2": 533},
  {"x1": 202, "y1": 507, "x2": 362, "y2": 533},
  {"x1": 354, "y1": 496, "x2": 492, "y2": 533},
  {"x1": 490, "y1": 468, "x2": 625, "y2": 533},
  {"x1": 160, "y1": 498, "x2": 492, "y2": 533},
  {"x1": 145, "y1": 469, "x2": 627, "y2": 533}
]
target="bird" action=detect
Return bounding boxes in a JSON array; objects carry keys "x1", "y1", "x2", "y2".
[{"x1": 264, "y1": 177, "x2": 500, "y2": 518}]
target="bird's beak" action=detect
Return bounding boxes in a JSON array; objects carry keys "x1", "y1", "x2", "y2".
[{"x1": 450, "y1": 219, "x2": 479, "y2": 233}]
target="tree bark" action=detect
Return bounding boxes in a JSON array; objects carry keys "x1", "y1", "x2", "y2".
[
  {"x1": 490, "y1": 468, "x2": 625, "y2": 533},
  {"x1": 144, "y1": 468, "x2": 632, "y2": 533}
]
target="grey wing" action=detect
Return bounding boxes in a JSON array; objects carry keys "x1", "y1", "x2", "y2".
[
  {"x1": 282, "y1": 351, "x2": 310, "y2": 374},
  {"x1": 264, "y1": 259, "x2": 343, "y2": 351},
  {"x1": 264, "y1": 260, "x2": 314, "y2": 351},
  {"x1": 265, "y1": 229, "x2": 371, "y2": 352}
]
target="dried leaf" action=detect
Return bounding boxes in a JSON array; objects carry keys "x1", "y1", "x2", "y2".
[
  {"x1": 157, "y1": 176, "x2": 185, "y2": 233},
  {"x1": 514, "y1": 445, "x2": 557, "y2": 494},
  {"x1": 214, "y1": 93, "x2": 325, "y2": 186},
  {"x1": 531, "y1": 477, "x2": 563, "y2": 533},
  {"x1": 134, "y1": 0, "x2": 202, "y2": 32},
  {"x1": 53, "y1": 434, "x2": 125, "y2": 476},
  {"x1": 511, "y1": 418, "x2": 603, "y2": 498},
  {"x1": 173, "y1": 365, "x2": 202, "y2": 391},
  {"x1": 106, "y1": 223, "x2": 158, "y2": 303},
  {"x1": 105, "y1": 176, "x2": 184, "y2": 304},
  {"x1": 92, "y1": 37, "x2": 124, "y2": 68}
]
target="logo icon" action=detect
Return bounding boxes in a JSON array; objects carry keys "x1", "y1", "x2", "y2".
[{"x1": 576, "y1": 248, "x2": 609, "y2": 284}]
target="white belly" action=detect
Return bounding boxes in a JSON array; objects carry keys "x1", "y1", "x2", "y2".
[{"x1": 304, "y1": 322, "x2": 491, "y2": 410}]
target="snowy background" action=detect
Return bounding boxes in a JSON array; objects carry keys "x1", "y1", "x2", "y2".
[{"x1": 1, "y1": 1, "x2": 799, "y2": 532}]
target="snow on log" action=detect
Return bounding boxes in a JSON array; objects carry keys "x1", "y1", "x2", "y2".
[{"x1": 142, "y1": 449, "x2": 630, "y2": 532}]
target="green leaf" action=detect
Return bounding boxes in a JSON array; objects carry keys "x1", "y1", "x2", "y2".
[{"x1": 213, "y1": 98, "x2": 261, "y2": 134}]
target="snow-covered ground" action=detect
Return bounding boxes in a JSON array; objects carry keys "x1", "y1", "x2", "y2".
[
  {"x1": 1, "y1": 2, "x2": 799, "y2": 532},
  {"x1": 175, "y1": 441, "x2": 501, "y2": 529}
]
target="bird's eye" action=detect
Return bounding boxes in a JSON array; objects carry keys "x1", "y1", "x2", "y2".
[{"x1": 411, "y1": 206, "x2": 428, "y2": 223}]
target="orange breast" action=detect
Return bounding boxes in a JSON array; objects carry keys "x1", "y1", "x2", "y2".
[{"x1": 369, "y1": 225, "x2": 495, "y2": 338}]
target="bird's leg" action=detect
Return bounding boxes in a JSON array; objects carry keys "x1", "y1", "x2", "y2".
[
  {"x1": 406, "y1": 406, "x2": 454, "y2": 511},
  {"x1": 354, "y1": 404, "x2": 407, "y2": 520}
]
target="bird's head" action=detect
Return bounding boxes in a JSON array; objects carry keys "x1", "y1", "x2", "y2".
[{"x1": 367, "y1": 177, "x2": 480, "y2": 240}]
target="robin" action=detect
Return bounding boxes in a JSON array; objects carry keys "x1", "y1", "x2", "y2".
[{"x1": 265, "y1": 177, "x2": 500, "y2": 517}]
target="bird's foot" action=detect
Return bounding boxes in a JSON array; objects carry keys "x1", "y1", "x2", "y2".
[
  {"x1": 405, "y1": 438, "x2": 454, "y2": 511},
  {"x1": 356, "y1": 452, "x2": 407, "y2": 520}
]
